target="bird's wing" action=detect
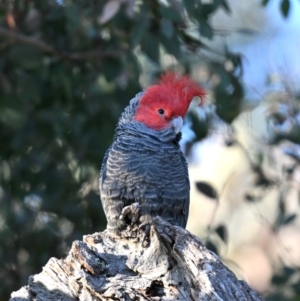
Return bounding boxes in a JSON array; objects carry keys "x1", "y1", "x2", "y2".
[{"x1": 100, "y1": 138, "x2": 190, "y2": 228}]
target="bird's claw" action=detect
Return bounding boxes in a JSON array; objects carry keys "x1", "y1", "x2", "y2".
[{"x1": 119, "y1": 203, "x2": 141, "y2": 225}]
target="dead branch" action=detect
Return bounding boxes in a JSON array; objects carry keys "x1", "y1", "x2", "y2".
[{"x1": 10, "y1": 217, "x2": 263, "y2": 301}]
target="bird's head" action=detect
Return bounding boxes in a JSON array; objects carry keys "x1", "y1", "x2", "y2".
[{"x1": 134, "y1": 72, "x2": 205, "y2": 134}]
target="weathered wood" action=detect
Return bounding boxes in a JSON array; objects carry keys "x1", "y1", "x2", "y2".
[{"x1": 10, "y1": 217, "x2": 263, "y2": 301}]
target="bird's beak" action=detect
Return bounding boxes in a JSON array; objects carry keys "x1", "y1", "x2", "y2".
[{"x1": 171, "y1": 116, "x2": 183, "y2": 134}]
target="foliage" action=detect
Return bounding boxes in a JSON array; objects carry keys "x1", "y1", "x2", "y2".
[{"x1": 262, "y1": 0, "x2": 291, "y2": 18}]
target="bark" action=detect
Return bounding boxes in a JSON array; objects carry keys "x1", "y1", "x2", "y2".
[{"x1": 10, "y1": 217, "x2": 263, "y2": 301}]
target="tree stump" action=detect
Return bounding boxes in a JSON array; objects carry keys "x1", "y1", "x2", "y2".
[{"x1": 10, "y1": 217, "x2": 263, "y2": 301}]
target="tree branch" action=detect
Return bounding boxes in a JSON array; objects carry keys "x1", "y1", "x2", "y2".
[
  {"x1": 0, "y1": 27, "x2": 126, "y2": 60},
  {"x1": 10, "y1": 217, "x2": 263, "y2": 301}
]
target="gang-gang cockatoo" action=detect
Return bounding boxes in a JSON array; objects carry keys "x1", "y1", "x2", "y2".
[{"x1": 100, "y1": 72, "x2": 205, "y2": 233}]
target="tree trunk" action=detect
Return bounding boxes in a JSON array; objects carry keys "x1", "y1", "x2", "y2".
[{"x1": 10, "y1": 217, "x2": 263, "y2": 301}]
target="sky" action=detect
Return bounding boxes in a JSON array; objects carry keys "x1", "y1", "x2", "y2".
[{"x1": 225, "y1": 0, "x2": 300, "y2": 102}]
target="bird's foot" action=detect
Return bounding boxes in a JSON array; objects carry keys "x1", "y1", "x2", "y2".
[{"x1": 119, "y1": 202, "x2": 141, "y2": 226}]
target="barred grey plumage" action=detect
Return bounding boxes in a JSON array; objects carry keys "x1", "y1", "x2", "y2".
[{"x1": 99, "y1": 92, "x2": 190, "y2": 232}]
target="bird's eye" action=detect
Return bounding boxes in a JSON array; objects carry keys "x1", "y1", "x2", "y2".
[{"x1": 158, "y1": 109, "x2": 165, "y2": 115}]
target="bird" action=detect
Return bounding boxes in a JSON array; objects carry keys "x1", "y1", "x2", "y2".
[{"x1": 99, "y1": 72, "x2": 205, "y2": 233}]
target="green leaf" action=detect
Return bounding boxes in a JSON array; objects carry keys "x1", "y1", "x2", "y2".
[
  {"x1": 102, "y1": 58, "x2": 122, "y2": 81},
  {"x1": 265, "y1": 293, "x2": 286, "y2": 301},
  {"x1": 215, "y1": 225, "x2": 227, "y2": 243},
  {"x1": 131, "y1": 17, "x2": 149, "y2": 47},
  {"x1": 273, "y1": 195, "x2": 286, "y2": 230},
  {"x1": 271, "y1": 267, "x2": 295, "y2": 285},
  {"x1": 65, "y1": 3, "x2": 81, "y2": 32},
  {"x1": 245, "y1": 193, "x2": 257, "y2": 202},
  {"x1": 159, "y1": 4, "x2": 183, "y2": 22},
  {"x1": 159, "y1": 31, "x2": 181, "y2": 59},
  {"x1": 195, "y1": 181, "x2": 218, "y2": 199},
  {"x1": 281, "y1": 0, "x2": 290, "y2": 18},
  {"x1": 9, "y1": 45, "x2": 43, "y2": 70},
  {"x1": 279, "y1": 195, "x2": 286, "y2": 216},
  {"x1": 292, "y1": 281, "x2": 300, "y2": 294},
  {"x1": 140, "y1": 33, "x2": 160, "y2": 63},
  {"x1": 213, "y1": 65, "x2": 243, "y2": 123},
  {"x1": 221, "y1": 0, "x2": 231, "y2": 12},
  {"x1": 270, "y1": 122, "x2": 300, "y2": 145},
  {"x1": 283, "y1": 267, "x2": 296, "y2": 278},
  {"x1": 0, "y1": 107, "x2": 27, "y2": 130},
  {"x1": 98, "y1": 0, "x2": 121, "y2": 24},
  {"x1": 283, "y1": 213, "x2": 297, "y2": 225},
  {"x1": 206, "y1": 240, "x2": 219, "y2": 255},
  {"x1": 261, "y1": 0, "x2": 271, "y2": 6},
  {"x1": 195, "y1": 4, "x2": 214, "y2": 18},
  {"x1": 182, "y1": 0, "x2": 197, "y2": 17},
  {"x1": 160, "y1": 19, "x2": 174, "y2": 38},
  {"x1": 188, "y1": 110, "x2": 209, "y2": 141},
  {"x1": 271, "y1": 274, "x2": 288, "y2": 285},
  {"x1": 199, "y1": 20, "x2": 213, "y2": 39}
]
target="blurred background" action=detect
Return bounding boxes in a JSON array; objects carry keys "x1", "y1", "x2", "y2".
[{"x1": 1, "y1": 0, "x2": 300, "y2": 300}]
